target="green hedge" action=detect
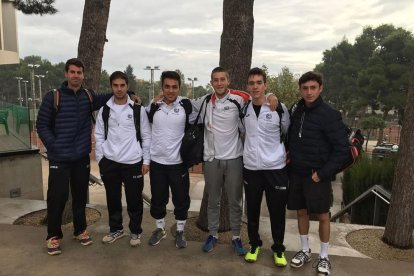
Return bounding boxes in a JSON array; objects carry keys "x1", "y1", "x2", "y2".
[{"x1": 342, "y1": 156, "x2": 396, "y2": 225}]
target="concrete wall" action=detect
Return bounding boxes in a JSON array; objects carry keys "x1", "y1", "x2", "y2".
[
  {"x1": 0, "y1": 151, "x2": 43, "y2": 199},
  {"x1": 0, "y1": 0, "x2": 19, "y2": 65}
]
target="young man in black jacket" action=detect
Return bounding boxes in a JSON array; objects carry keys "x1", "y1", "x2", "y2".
[{"x1": 287, "y1": 71, "x2": 349, "y2": 276}]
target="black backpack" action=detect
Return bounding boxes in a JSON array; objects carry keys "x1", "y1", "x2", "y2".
[{"x1": 101, "y1": 103, "x2": 142, "y2": 146}]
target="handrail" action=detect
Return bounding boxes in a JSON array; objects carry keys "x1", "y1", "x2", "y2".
[{"x1": 330, "y1": 184, "x2": 390, "y2": 222}]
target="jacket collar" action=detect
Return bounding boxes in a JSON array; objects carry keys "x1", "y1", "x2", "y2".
[{"x1": 299, "y1": 96, "x2": 324, "y2": 111}]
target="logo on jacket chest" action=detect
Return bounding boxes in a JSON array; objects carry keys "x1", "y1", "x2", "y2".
[{"x1": 174, "y1": 108, "x2": 180, "y2": 113}]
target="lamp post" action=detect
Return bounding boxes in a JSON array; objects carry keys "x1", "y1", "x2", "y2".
[
  {"x1": 28, "y1": 64, "x2": 40, "y2": 119},
  {"x1": 15, "y1": 77, "x2": 23, "y2": 106},
  {"x1": 144, "y1": 66, "x2": 160, "y2": 102},
  {"x1": 187, "y1": 77, "x2": 198, "y2": 99},
  {"x1": 22, "y1": 80, "x2": 29, "y2": 107},
  {"x1": 35, "y1": 74, "x2": 45, "y2": 103}
]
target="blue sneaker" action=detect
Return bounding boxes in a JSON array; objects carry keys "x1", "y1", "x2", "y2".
[
  {"x1": 231, "y1": 238, "x2": 246, "y2": 256},
  {"x1": 202, "y1": 235, "x2": 218, "y2": 252}
]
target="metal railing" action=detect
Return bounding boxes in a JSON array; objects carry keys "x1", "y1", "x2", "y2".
[{"x1": 331, "y1": 184, "x2": 391, "y2": 225}]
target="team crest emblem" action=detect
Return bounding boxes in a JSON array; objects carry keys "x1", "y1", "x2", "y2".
[
  {"x1": 128, "y1": 114, "x2": 132, "y2": 119},
  {"x1": 174, "y1": 108, "x2": 180, "y2": 113},
  {"x1": 224, "y1": 106, "x2": 230, "y2": 110},
  {"x1": 266, "y1": 114, "x2": 272, "y2": 119}
]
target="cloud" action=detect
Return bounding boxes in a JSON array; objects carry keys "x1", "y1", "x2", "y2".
[{"x1": 15, "y1": 0, "x2": 414, "y2": 86}]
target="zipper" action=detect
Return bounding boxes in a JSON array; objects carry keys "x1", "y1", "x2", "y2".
[{"x1": 299, "y1": 112, "x2": 305, "y2": 138}]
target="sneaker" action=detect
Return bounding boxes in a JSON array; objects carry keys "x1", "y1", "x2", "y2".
[
  {"x1": 231, "y1": 238, "x2": 247, "y2": 256},
  {"x1": 313, "y1": 257, "x2": 331, "y2": 276},
  {"x1": 46, "y1": 236, "x2": 62, "y2": 256},
  {"x1": 102, "y1": 230, "x2": 126, "y2": 244},
  {"x1": 175, "y1": 231, "x2": 187, "y2": 249},
  {"x1": 148, "y1": 228, "x2": 166, "y2": 246},
  {"x1": 274, "y1": 251, "x2": 287, "y2": 267},
  {"x1": 202, "y1": 235, "x2": 218, "y2": 252},
  {"x1": 290, "y1": 249, "x2": 312, "y2": 268},
  {"x1": 130, "y1": 233, "x2": 141, "y2": 247},
  {"x1": 74, "y1": 230, "x2": 93, "y2": 246},
  {"x1": 245, "y1": 246, "x2": 260, "y2": 263}
]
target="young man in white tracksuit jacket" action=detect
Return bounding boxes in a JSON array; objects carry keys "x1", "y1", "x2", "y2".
[
  {"x1": 242, "y1": 67, "x2": 290, "y2": 266},
  {"x1": 94, "y1": 71, "x2": 151, "y2": 247},
  {"x1": 146, "y1": 71, "x2": 194, "y2": 249}
]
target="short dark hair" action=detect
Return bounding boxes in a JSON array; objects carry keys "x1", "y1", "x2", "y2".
[
  {"x1": 211, "y1": 66, "x2": 230, "y2": 80},
  {"x1": 161, "y1": 71, "x2": 181, "y2": 87},
  {"x1": 109, "y1": 71, "x2": 129, "y2": 85},
  {"x1": 65, "y1": 58, "x2": 84, "y2": 72},
  {"x1": 248, "y1": 67, "x2": 267, "y2": 83},
  {"x1": 299, "y1": 71, "x2": 323, "y2": 86}
]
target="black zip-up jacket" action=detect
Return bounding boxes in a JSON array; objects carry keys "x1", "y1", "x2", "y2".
[
  {"x1": 288, "y1": 97, "x2": 349, "y2": 181},
  {"x1": 36, "y1": 81, "x2": 111, "y2": 162}
]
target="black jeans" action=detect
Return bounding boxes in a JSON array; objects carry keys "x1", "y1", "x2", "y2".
[
  {"x1": 46, "y1": 156, "x2": 90, "y2": 239},
  {"x1": 149, "y1": 161, "x2": 190, "y2": 221},
  {"x1": 99, "y1": 157, "x2": 144, "y2": 235},
  {"x1": 243, "y1": 168, "x2": 288, "y2": 253}
]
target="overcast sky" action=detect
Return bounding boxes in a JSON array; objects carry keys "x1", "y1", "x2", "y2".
[{"x1": 17, "y1": 0, "x2": 414, "y2": 86}]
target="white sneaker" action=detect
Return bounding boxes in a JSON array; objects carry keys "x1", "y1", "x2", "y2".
[
  {"x1": 102, "y1": 230, "x2": 125, "y2": 244},
  {"x1": 130, "y1": 233, "x2": 141, "y2": 247}
]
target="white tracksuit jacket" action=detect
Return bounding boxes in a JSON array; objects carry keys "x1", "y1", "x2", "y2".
[
  {"x1": 243, "y1": 102, "x2": 290, "y2": 170},
  {"x1": 94, "y1": 96, "x2": 151, "y2": 165}
]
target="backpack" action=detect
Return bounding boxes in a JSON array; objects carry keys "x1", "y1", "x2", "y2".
[
  {"x1": 52, "y1": 88, "x2": 95, "y2": 123},
  {"x1": 101, "y1": 103, "x2": 142, "y2": 146},
  {"x1": 337, "y1": 127, "x2": 364, "y2": 173}
]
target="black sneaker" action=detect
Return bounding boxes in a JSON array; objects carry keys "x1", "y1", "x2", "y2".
[
  {"x1": 290, "y1": 249, "x2": 312, "y2": 268},
  {"x1": 313, "y1": 257, "x2": 331, "y2": 276},
  {"x1": 148, "y1": 228, "x2": 166, "y2": 246},
  {"x1": 175, "y1": 231, "x2": 187, "y2": 249}
]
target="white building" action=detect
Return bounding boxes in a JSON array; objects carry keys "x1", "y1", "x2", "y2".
[{"x1": 0, "y1": 0, "x2": 19, "y2": 65}]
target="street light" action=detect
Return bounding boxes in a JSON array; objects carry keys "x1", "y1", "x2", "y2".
[
  {"x1": 15, "y1": 77, "x2": 23, "y2": 106},
  {"x1": 22, "y1": 80, "x2": 29, "y2": 107},
  {"x1": 27, "y1": 64, "x2": 40, "y2": 133},
  {"x1": 144, "y1": 66, "x2": 160, "y2": 102},
  {"x1": 28, "y1": 64, "x2": 40, "y2": 117},
  {"x1": 35, "y1": 74, "x2": 45, "y2": 103},
  {"x1": 187, "y1": 77, "x2": 198, "y2": 99}
]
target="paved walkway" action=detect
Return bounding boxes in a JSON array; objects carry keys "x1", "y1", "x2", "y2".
[{"x1": 0, "y1": 198, "x2": 413, "y2": 275}]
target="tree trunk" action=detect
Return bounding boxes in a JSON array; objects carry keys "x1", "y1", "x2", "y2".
[
  {"x1": 383, "y1": 59, "x2": 414, "y2": 249},
  {"x1": 219, "y1": 0, "x2": 254, "y2": 90},
  {"x1": 77, "y1": 0, "x2": 111, "y2": 91},
  {"x1": 197, "y1": 184, "x2": 231, "y2": 232}
]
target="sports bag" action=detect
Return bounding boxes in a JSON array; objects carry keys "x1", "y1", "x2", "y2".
[{"x1": 180, "y1": 96, "x2": 209, "y2": 168}]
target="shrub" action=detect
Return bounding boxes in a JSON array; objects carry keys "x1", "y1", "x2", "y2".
[{"x1": 341, "y1": 155, "x2": 396, "y2": 225}]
